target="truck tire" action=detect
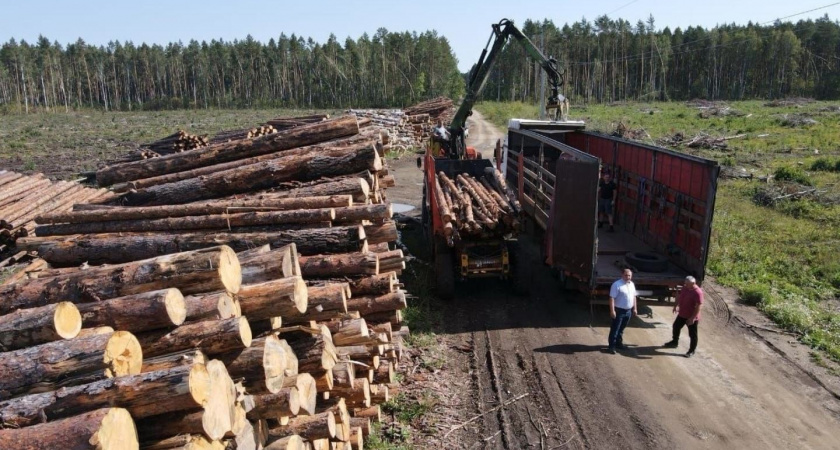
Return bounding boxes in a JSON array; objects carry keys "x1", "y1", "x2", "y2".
[
  {"x1": 624, "y1": 251, "x2": 669, "y2": 273},
  {"x1": 434, "y1": 238, "x2": 455, "y2": 300}
]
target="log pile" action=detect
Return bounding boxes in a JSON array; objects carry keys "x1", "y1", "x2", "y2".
[
  {"x1": 434, "y1": 167, "x2": 521, "y2": 245},
  {"x1": 210, "y1": 125, "x2": 277, "y2": 145},
  {"x1": 265, "y1": 114, "x2": 330, "y2": 131},
  {"x1": 0, "y1": 171, "x2": 111, "y2": 256},
  {"x1": 0, "y1": 114, "x2": 409, "y2": 449},
  {"x1": 347, "y1": 97, "x2": 455, "y2": 153},
  {"x1": 144, "y1": 130, "x2": 209, "y2": 155}
]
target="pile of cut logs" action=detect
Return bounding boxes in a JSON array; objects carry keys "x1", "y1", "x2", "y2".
[
  {"x1": 434, "y1": 168, "x2": 522, "y2": 244},
  {"x1": 266, "y1": 115, "x2": 330, "y2": 132},
  {"x1": 0, "y1": 171, "x2": 111, "y2": 256},
  {"x1": 211, "y1": 125, "x2": 278, "y2": 145},
  {"x1": 347, "y1": 97, "x2": 455, "y2": 153},
  {"x1": 0, "y1": 115, "x2": 408, "y2": 449},
  {"x1": 145, "y1": 130, "x2": 209, "y2": 155},
  {"x1": 403, "y1": 96, "x2": 455, "y2": 123}
]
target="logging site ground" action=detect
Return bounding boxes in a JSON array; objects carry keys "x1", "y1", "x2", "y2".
[{"x1": 4, "y1": 101, "x2": 840, "y2": 449}]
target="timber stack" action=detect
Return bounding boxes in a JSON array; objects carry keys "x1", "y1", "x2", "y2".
[
  {"x1": 1, "y1": 114, "x2": 408, "y2": 449},
  {"x1": 348, "y1": 97, "x2": 456, "y2": 153},
  {"x1": 434, "y1": 167, "x2": 522, "y2": 245},
  {"x1": 211, "y1": 125, "x2": 278, "y2": 145},
  {"x1": 265, "y1": 114, "x2": 330, "y2": 132},
  {"x1": 144, "y1": 130, "x2": 209, "y2": 155},
  {"x1": 0, "y1": 171, "x2": 111, "y2": 258}
]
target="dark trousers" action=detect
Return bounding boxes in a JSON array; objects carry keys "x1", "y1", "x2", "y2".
[
  {"x1": 608, "y1": 307, "x2": 632, "y2": 349},
  {"x1": 673, "y1": 316, "x2": 699, "y2": 353}
]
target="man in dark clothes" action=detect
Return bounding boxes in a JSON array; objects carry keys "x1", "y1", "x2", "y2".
[
  {"x1": 664, "y1": 275, "x2": 704, "y2": 358},
  {"x1": 598, "y1": 171, "x2": 618, "y2": 232}
]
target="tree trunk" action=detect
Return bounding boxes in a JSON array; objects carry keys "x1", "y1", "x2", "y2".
[
  {"x1": 298, "y1": 253, "x2": 378, "y2": 278},
  {"x1": 19, "y1": 227, "x2": 366, "y2": 266},
  {"x1": 265, "y1": 177, "x2": 370, "y2": 203},
  {"x1": 0, "y1": 246, "x2": 241, "y2": 314},
  {"x1": 0, "y1": 301, "x2": 81, "y2": 351},
  {"x1": 239, "y1": 244, "x2": 299, "y2": 284},
  {"x1": 0, "y1": 362, "x2": 211, "y2": 428},
  {"x1": 0, "y1": 331, "x2": 142, "y2": 399},
  {"x1": 0, "y1": 407, "x2": 138, "y2": 450},
  {"x1": 183, "y1": 291, "x2": 238, "y2": 322},
  {"x1": 246, "y1": 387, "x2": 300, "y2": 420},
  {"x1": 345, "y1": 291, "x2": 407, "y2": 316},
  {"x1": 348, "y1": 272, "x2": 398, "y2": 295},
  {"x1": 141, "y1": 349, "x2": 205, "y2": 374},
  {"x1": 96, "y1": 116, "x2": 359, "y2": 186},
  {"x1": 363, "y1": 222, "x2": 397, "y2": 245},
  {"x1": 117, "y1": 146, "x2": 381, "y2": 206},
  {"x1": 217, "y1": 336, "x2": 288, "y2": 394},
  {"x1": 76, "y1": 288, "x2": 186, "y2": 332},
  {"x1": 332, "y1": 204, "x2": 392, "y2": 224},
  {"x1": 236, "y1": 277, "x2": 308, "y2": 321},
  {"x1": 35, "y1": 209, "x2": 335, "y2": 236},
  {"x1": 136, "y1": 317, "x2": 252, "y2": 358}
]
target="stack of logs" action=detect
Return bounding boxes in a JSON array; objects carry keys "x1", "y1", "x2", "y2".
[
  {"x1": 145, "y1": 130, "x2": 210, "y2": 155},
  {"x1": 434, "y1": 167, "x2": 522, "y2": 244},
  {"x1": 211, "y1": 125, "x2": 278, "y2": 145},
  {"x1": 347, "y1": 97, "x2": 455, "y2": 153},
  {"x1": 1, "y1": 114, "x2": 408, "y2": 449},
  {"x1": 403, "y1": 96, "x2": 455, "y2": 124},
  {"x1": 0, "y1": 171, "x2": 111, "y2": 256},
  {"x1": 266, "y1": 115, "x2": 330, "y2": 132}
]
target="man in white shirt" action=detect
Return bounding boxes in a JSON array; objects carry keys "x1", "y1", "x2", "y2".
[{"x1": 607, "y1": 268, "x2": 637, "y2": 354}]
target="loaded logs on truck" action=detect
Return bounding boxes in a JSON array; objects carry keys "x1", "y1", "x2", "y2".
[{"x1": 0, "y1": 113, "x2": 408, "y2": 450}]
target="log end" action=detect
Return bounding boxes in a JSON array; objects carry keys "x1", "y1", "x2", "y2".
[
  {"x1": 219, "y1": 245, "x2": 243, "y2": 294},
  {"x1": 105, "y1": 331, "x2": 143, "y2": 377},
  {"x1": 54, "y1": 301, "x2": 82, "y2": 339},
  {"x1": 263, "y1": 335, "x2": 289, "y2": 394},
  {"x1": 96, "y1": 407, "x2": 140, "y2": 450},
  {"x1": 238, "y1": 316, "x2": 253, "y2": 347},
  {"x1": 188, "y1": 361, "x2": 212, "y2": 406},
  {"x1": 203, "y1": 360, "x2": 237, "y2": 441},
  {"x1": 293, "y1": 277, "x2": 308, "y2": 314},
  {"x1": 165, "y1": 288, "x2": 187, "y2": 326}
]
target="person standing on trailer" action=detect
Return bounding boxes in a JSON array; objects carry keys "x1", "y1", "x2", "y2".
[
  {"x1": 598, "y1": 171, "x2": 618, "y2": 232},
  {"x1": 607, "y1": 268, "x2": 637, "y2": 354},
  {"x1": 664, "y1": 275, "x2": 704, "y2": 358}
]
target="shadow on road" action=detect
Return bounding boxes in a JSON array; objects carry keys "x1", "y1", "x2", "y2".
[{"x1": 534, "y1": 343, "x2": 685, "y2": 360}]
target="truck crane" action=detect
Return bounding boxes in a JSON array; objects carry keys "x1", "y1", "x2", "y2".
[{"x1": 421, "y1": 18, "x2": 578, "y2": 298}]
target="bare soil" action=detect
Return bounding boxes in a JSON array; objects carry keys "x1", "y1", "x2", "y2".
[{"x1": 388, "y1": 110, "x2": 840, "y2": 449}]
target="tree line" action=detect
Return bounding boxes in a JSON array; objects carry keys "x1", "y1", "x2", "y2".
[
  {"x1": 1, "y1": 15, "x2": 839, "y2": 113},
  {"x1": 0, "y1": 29, "x2": 464, "y2": 113},
  {"x1": 484, "y1": 14, "x2": 840, "y2": 104}
]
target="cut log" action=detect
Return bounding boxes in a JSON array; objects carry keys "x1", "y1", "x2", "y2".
[
  {"x1": 142, "y1": 349, "x2": 205, "y2": 373},
  {"x1": 76, "y1": 288, "x2": 186, "y2": 332},
  {"x1": 0, "y1": 407, "x2": 138, "y2": 450},
  {"x1": 218, "y1": 336, "x2": 288, "y2": 394},
  {"x1": 317, "y1": 397, "x2": 350, "y2": 442},
  {"x1": 96, "y1": 116, "x2": 360, "y2": 186},
  {"x1": 246, "y1": 387, "x2": 300, "y2": 420},
  {"x1": 0, "y1": 362, "x2": 210, "y2": 428},
  {"x1": 345, "y1": 291, "x2": 407, "y2": 316},
  {"x1": 236, "y1": 277, "x2": 308, "y2": 321},
  {"x1": 363, "y1": 222, "x2": 397, "y2": 245},
  {"x1": 285, "y1": 284, "x2": 348, "y2": 325},
  {"x1": 349, "y1": 418, "x2": 371, "y2": 437},
  {"x1": 281, "y1": 373, "x2": 316, "y2": 416},
  {"x1": 0, "y1": 331, "x2": 142, "y2": 399},
  {"x1": 0, "y1": 301, "x2": 81, "y2": 351},
  {"x1": 264, "y1": 178, "x2": 370, "y2": 203},
  {"x1": 373, "y1": 362, "x2": 395, "y2": 385},
  {"x1": 299, "y1": 252, "x2": 378, "y2": 278},
  {"x1": 283, "y1": 326, "x2": 336, "y2": 373},
  {"x1": 137, "y1": 316, "x2": 252, "y2": 358},
  {"x1": 332, "y1": 204, "x2": 392, "y2": 224},
  {"x1": 325, "y1": 318, "x2": 370, "y2": 347},
  {"x1": 271, "y1": 411, "x2": 335, "y2": 441},
  {"x1": 118, "y1": 145, "x2": 381, "y2": 206},
  {"x1": 0, "y1": 246, "x2": 241, "y2": 314},
  {"x1": 183, "y1": 291, "x2": 238, "y2": 322},
  {"x1": 348, "y1": 273, "x2": 397, "y2": 295},
  {"x1": 264, "y1": 434, "x2": 305, "y2": 450},
  {"x1": 239, "y1": 244, "x2": 299, "y2": 284},
  {"x1": 141, "y1": 434, "x2": 224, "y2": 450},
  {"x1": 18, "y1": 226, "x2": 366, "y2": 266},
  {"x1": 35, "y1": 209, "x2": 335, "y2": 236},
  {"x1": 331, "y1": 361, "x2": 356, "y2": 388},
  {"x1": 351, "y1": 405, "x2": 380, "y2": 422}
]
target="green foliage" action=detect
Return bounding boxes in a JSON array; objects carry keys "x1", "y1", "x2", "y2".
[
  {"x1": 810, "y1": 157, "x2": 840, "y2": 172},
  {"x1": 366, "y1": 423, "x2": 412, "y2": 450},
  {"x1": 773, "y1": 166, "x2": 813, "y2": 185},
  {"x1": 383, "y1": 393, "x2": 436, "y2": 424},
  {"x1": 740, "y1": 285, "x2": 770, "y2": 306}
]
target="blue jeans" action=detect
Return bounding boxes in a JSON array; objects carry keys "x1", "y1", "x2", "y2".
[{"x1": 608, "y1": 307, "x2": 633, "y2": 349}]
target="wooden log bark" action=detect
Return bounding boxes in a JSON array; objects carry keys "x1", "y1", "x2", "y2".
[
  {"x1": 0, "y1": 407, "x2": 138, "y2": 450},
  {"x1": 373, "y1": 362, "x2": 395, "y2": 385},
  {"x1": 236, "y1": 277, "x2": 308, "y2": 321},
  {"x1": 281, "y1": 373, "x2": 316, "y2": 416},
  {"x1": 332, "y1": 204, "x2": 392, "y2": 224},
  {"x1": 285, "y1": 284, "x2": 348, "y2": 325},
  {"x1": 19, "y1": 226, "x2": 366, "y2": 266},
  {"x1": 0, "y1": 362, "x2": 210, "y2": 428},
  {"x1": 271, "y1": 412, "x2": 335, "y2": 440},
  {"x1": 239, "y1": 244, "x2": 299, "y2": 284},
  {"x1": 246, "y1": 387, "x2": 300, "y2": 420},
  {"x1": 136, "y1": 317, "x2": 252, "y2": 358},
  {"x1": 96, "y1": 116, "x2": 359, "y2": 186},
  {"x1": 317, "y1": 397, "x2": 350, "y2": 442},
  {"x1": 349, "y1": 418, "x2": 371, "y2": 437},
  {"x1": 331, "y1": 361, "x2": 356, "y2": 388},
  {"x1": 183, "y1": 291, "x2": 238, "y2": 322},
  {"x1": 363, "y1": 222, "x2": 397, "y2": 245},
  {"x1": 298, "y1": 252, "x2": 378, "y2": 278},
  {"x1": 142, "y1": 349, "x2": 205, "y2": 373},
  {"x1": 283, "y1": 326, "x2": 336, "y2": 373},
  {"x1": 345, "y1": 291, "x2": 407, "y2": 316},
  {"x1": 0, "y1": 301, "x2": 81, "y2": 351},
  {"x1": 264, "y1": 434, "x2": 305, "y2": 450},
  {"x1": 218, "y1": 336, "x2": 288, "y2": 394},
  {"x1": 0, "y1": 331, "x2": 142, "y2": 399},
  {"x1": 76, "y1": 288, "x2": 186, "y2": 332},
  {"x1": 35, "y1": 209, "x2": 335, "y2": 236},
  {"x1": 351, "y1": 405, "x2": 380, "y2": 422},
  {"x1": 0, "y1": 246, "x2": 241, "y2": 314},
  {"x1": 348, "y1": 273, "x2": 397, "y2": 295},
  {"x1": 263, "y1": 177, "x2": 370, "y2": 203},
  {"x1": 141, "y1": 434, "x2": 224, "y2": 450},
  {"x1": 325, "y1": 318, "x2": 370, "y2": 347},
  {"x1": 118, "y1": 145, "x2": 382, "y2": 206}
]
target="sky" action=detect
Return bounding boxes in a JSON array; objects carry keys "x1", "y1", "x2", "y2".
[{"x1": 1, "y1": 0, "x2": 838, "y2": 71}]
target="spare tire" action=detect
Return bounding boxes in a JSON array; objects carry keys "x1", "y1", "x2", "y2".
[{"x1": 625, "y1": 252, "x2": 669, "y2": 273}]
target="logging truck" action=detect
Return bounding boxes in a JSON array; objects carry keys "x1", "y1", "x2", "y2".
[
  {"x1": 500, "y1": 119, "x2": 720, "y2": 310},
  {"x1": 420, "y1": 19, "x2": 575, "y2": 298}
]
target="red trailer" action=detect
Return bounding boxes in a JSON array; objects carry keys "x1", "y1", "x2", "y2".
[{"x1": 502, "y1": 120, "x2": 720, "y2": 308}]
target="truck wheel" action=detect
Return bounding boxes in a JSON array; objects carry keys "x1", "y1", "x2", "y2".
[
  {"x1": 434, "y1": 239, "x2": 455, "y2": 300},
  {"x1": 625, "y1": 252, "x2": 669, "y2": 273}
]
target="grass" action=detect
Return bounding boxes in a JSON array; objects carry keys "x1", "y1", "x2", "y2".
[{"x1": 478, "y1": 99, "x2": 840, "y2": 363}]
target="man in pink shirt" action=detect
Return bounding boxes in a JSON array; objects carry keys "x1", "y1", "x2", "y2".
[{"x1": 663, "y1": 275, "x2": 704, "y2": 358}]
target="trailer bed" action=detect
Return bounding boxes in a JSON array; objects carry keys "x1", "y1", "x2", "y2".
[{"x1": 595, "y1": 228, "x2": 689, "y2": 286}]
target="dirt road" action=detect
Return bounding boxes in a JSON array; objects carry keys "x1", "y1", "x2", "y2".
[{"x1": 388, "y1": 110, "x2": 840, "y2": 449}]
